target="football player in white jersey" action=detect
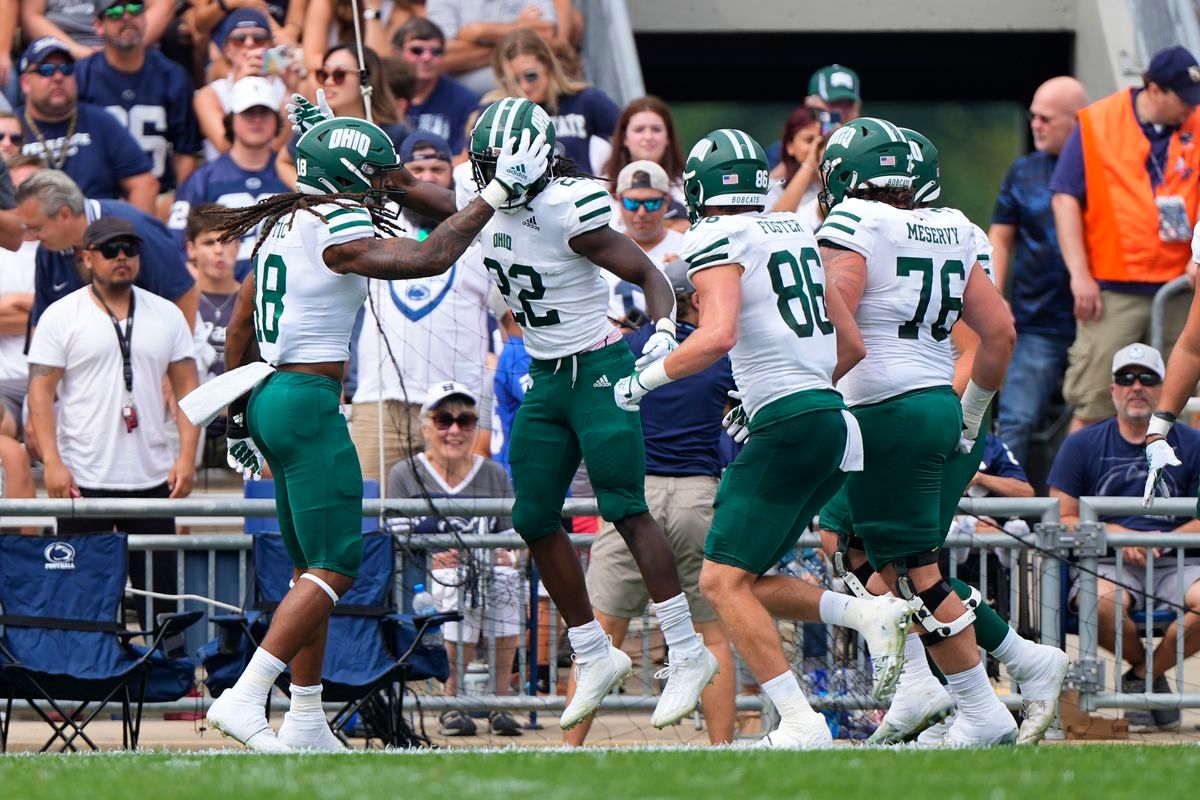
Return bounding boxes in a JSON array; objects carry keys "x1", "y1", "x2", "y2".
[
  {"x1": 613, "y1": 128, "x2": 914, "y2": 748},
  {"x1": 814, "y1": 118, "x2": 1018, "y2": 746},
  {"x1": 204, "y1": 115, "x2": 549, "y2": 752}
]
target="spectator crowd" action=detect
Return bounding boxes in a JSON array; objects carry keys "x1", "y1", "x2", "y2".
[{"x1": 2, "y1": 0, "x2": 1200, "y2": 738}]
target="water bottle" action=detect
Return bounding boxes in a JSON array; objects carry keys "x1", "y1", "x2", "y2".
[{"x1": 412, "y1": 583, "x2": 443, "y2": 648}]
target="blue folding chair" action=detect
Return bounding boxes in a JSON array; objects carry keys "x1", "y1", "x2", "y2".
[
  {"x1": 0, "y1": 533, "x2": 201, "y2": 751},
  {"x1": 198, "y1": 530, "x2": 455, "y2": 747}
]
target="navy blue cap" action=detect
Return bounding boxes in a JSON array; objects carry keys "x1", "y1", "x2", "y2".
[
  {"x1": 399, "y1": 131, "x2": 452, "y2": 164},
  {"x1": 213, "y1": 9, "x2": 272, "y2": 50},
  {"x1": 19, "y1": 37, "x2": 74, "y2": 73},
  {"x1": 1146, "y1": 45, "x2": 1200, "y2": 106}
]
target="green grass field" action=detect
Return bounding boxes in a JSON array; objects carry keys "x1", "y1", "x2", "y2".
[{"x1": 2, "y1": 745, "x2": 1196, "y2": 800}]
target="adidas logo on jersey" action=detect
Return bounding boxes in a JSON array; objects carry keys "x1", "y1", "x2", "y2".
[
  {"x1": 522, "y1": 216, "x2": 540, "y2": 230},
  {"x1": 593, "y1": 375, "x2": 611, "y2": 388}
]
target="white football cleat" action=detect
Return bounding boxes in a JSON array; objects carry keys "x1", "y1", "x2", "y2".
[
  {"x1": 867, "y1": 677, "x2": 955, "y2": 745},
  {"x1": 854, "y1": 596, "x2": 912, "y2": 701},
  {"x1": 278, "y1": 711, "x2": 348, "y2": 752},
  {"x1": 916, "y1": 712, "x2": 955, "y2": 746},
  {"x1": 650, "y1": 638, "x2": 720, "y2": 729},
  {"x1": 1010, "y1": 645, "x2": 1069, "y2": 745},
  {"x1": 560, "y1": 644, "x2": 633, "y2": 730},
  {"x1": 754, "y1": 712, "x2": 834, "y2": 749},
  {"x1": 207, "y1": 689, "x2": 291, "y2": 753},
  {"x1": 939, "y1": 704, "x2": 1018, "y2": 747}
]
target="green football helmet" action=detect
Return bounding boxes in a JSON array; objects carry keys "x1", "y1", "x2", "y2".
[
  {"x1": 469, "y1": 97, "x2": 556, "y2": 209},
  {"x1": 682, "y1": 129, "x2": 770, "y2": 223},
  {"x1": 818, "y1": 117, "x2": 914, "y2": 211},
  {"x1": 295, "y1": 117, "x2": 402, "y2": 198},
  {"x1": 900, "y1": 127, "x2": 941, "y2": 205}
]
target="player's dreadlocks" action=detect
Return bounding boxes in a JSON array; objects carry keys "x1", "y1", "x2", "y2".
[{"x1": 206, "y1": 191, "x2": 408, "y2": 262}]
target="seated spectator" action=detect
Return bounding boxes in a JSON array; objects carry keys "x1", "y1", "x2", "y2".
[
  {"x1": 767, "y1": 106, "x2": 823, "y2": 216},
  {"x1": 965, "y1": 433, "x2": 1035, "y2": 500},
  {"x1": 193, "y1": 9, "x2": 291, "y2": 161},
  {"x1": 16, "y1": 37, "x2": 158, "y2": 213},
  {"x1": 388, "y1": 382, "x2": 523, "y2": 737},
  {"x1": 15, "y1": 169, "x2": 198, "y2": 329},
  {"x1": 75, "y1": 0, "x2": 201, "y2": 195},
  {"x1": 276, "y1": 44, "x2": 408, "y2": 186},
  {"x1": 1049, "y1": 342, "x2": 1200, "y2": 731},
  {"x1": 21, "y1": 0, "x2": 174, "y2": 60},
  {"x1": 425, "y1": 0, "x2": 557, "y2": 98},
  {"x1": 301, "y1": 0, "x2": 417, "y2": 85},
  {"x1": 393, "y1": 16, "x2": 477, "y2": 156},
  {"x1": 606, "y1": 160, "x2": 684, "y2": 328},
  {"x1": 0, "y1": 113, "x2": 24, "y2": 160},
  {"x1": 169, "y1": 76, "x2": 289, "y2": 281},
  {"x1": 189, "y1": 0, "x2": 304, "y2": 47},
  {"x1": 603, "y1": 96, "x2": 686, "y2": 206},
  {"x1": 27, "y1": 216, "x2": 198, "y2": 622},
  {"x1": 491, "y1": 28, "x2": 618, "y2": 175}
]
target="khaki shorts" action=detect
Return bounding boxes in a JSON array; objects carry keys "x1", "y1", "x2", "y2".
[
  {"x1": 586, "y1": 474, "x2": 718, "y2": 623},
  {"x1": 430, "y1": 565, "x2": 524, "y2": 643},
  {"x1": 349, "y1": 400, "x2": 424, "y2": 482},
  {"x1": 1069, "y1": 559, "x2": 1200, "y2": 614},
  {"x1": 1063, "y1": 289, "x2": 1190, "y2": 422}
]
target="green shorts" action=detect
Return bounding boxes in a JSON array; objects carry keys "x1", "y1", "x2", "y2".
[
  {"x1": 819, "y1": 386, "x2": 961, "y2": 570},
  {"x1": 707, "y1": 390, "x2": 848, "y2": 575},
  {"x1": 939, "y1": 410, "x2": 990, "y2": 533},
  {"x1": 248, "y1": 371, "x2": 364, "y2": 577},
  {"x1": 508, "y1": 341, "x2": 648, "y2": 541}
]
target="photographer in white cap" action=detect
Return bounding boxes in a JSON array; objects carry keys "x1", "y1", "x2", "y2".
[
  {"x1": 1050, "y1": 342, "x2": 1200, "y2": 731},
  {"x1": 607, "y1": 160, "x2": 685, "y2": 327}
]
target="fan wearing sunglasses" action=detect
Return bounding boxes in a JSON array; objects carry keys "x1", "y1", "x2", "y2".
[
  {"x1": 0, "y1": 112, "x2": 23, "y2": 161},
  {"x1": 608, "y1": 161, "x2": 685, "y2": 328},
  {"x1": 392, "y1": 16, "x2": 477, "y2": 157}
]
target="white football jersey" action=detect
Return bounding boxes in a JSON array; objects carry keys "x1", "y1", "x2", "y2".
[
  {"x1": 480, "y1": 177, "x2": 615, "y2": 360},
  {"x1": 818, "y1": 198, "x2": 976, "y2": 407},
  {"x1": 252, "y1": 203, "x2": 372, "y2": 365},
  {"x1": 682, "y1": 212, "x2": 837, "y2": 419}
]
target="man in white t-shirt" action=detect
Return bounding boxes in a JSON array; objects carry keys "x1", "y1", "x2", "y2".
[
  {"x1": 27, "y1": 216, "x2": 198, "y2": 621},
  {"x1": 607, "y1": 160, "x2": 684, "y2": 327},
  {"x1": 350, "y1": 132, "x2": 491, "y2": 481}
]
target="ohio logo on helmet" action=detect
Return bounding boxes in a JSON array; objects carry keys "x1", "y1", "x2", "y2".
[
  {"x1": 328, "y1": 128, "x2": 372, "y2": 157},
  {"x1": 44, "y1": 541, "x2": 77, "y2": 571}
]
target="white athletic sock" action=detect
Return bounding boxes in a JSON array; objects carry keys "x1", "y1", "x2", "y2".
[
  {"x1": 234, "y1": 647, "x2": 286, "y2": 705},
  {"x1": 567, "y1": 619, "x2": 611, "y2": 662},
  {"x1": 653, "y1": 593, "x2": 702, "y2": 653},
  {"x1": 990, "y1": 627, "x2": 1033, "y2": 667},
  {"x1": 761, "y1": 670, "x2": 814, "y2": 722},
  {"x1": 945, "y1": 662, "x2": 997, "y2": 720},
  {"x1": 818, "y1": 591, "x2": 852, "y2": 627},
  {"x1": 289, "y1": 684, "x2": 323, "y2": 715},
  {"x1": 900, "y1": 634, "x2": 935, "y2": 685}
]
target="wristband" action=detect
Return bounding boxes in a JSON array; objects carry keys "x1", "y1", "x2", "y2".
[
  {"x1": 654, "y1": 317, "x2": 677, "y2": 338},
  {"x1": 1148, "y1": 415, "x2": 1174, "y2": 439},
  {"x1": 480, "y1": 180, "x2": 508, "y2": 210},
  {"x1": 960, "y1": 379, "x2": 995, "y2": 432},
  {"x1": 637, "y1": 358, "x2": 673, "y2": 391}
]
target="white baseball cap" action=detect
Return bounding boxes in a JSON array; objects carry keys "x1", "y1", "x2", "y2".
[
  {"x1": 421, "y1": 381, "x2": 477, "y2": 413},
  {"x1": 230, "y1": 77, "x2": 282, "y2": 114},
  {"x1": 1111, "y1": 342, "x2": 1165, "y2": 376},
  {"x1": 616, "y1": 160, "x2": 670, "y2": 196}
]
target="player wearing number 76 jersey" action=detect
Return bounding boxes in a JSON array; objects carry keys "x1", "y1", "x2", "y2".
[{"x1": 615, "y1": 128, "x2": 915, "y2": 749}]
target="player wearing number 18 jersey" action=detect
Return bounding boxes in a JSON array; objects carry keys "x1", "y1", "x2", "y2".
[
  {"x1": 616, "y1": 129, "x2": 912, "y2": 748},
  {"x1": 815, "y1": 118, "x2": 1018, "y2": 746}
]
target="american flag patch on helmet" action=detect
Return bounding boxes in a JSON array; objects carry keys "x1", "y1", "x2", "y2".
[
  {"x1": 879, "y1": 156, "x2": 897, "y2": 166},
  {"x1": 722, "y1": 174, "x2": 739, "y2": 185}
]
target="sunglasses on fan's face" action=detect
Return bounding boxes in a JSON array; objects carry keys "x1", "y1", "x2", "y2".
[
  {"x1": 0, "y1": 132, "x2": 22, "y2": 144},
  {"x1": 228, "y1": 30, "x2": 271, "y2": 46},
  {"x1": 407, "y1": 45, "x2": 444, "y2": 58},
  {"x1": 28, "y1": 63, "x2": 75, "y2": 77},
  {"x1": 622, "y1": 196, "x2": 665, "y2": 213},
  {"x1": 431, "y1": 411, "x2": 478, "y2": 432},
  {"x1": 102, "y1": 2, "x2": 144, "y2": 19},
  {"x1": 316, "y1": 67, "x2": 353, "y2": 86},
  {"x1": 1112, "y1": 371, "x2": 1161, "y2": 387},
  {"x1": 515, "y1": 69, "x2": 543, "y2": 86},
  {"x1": 91, "y1": 241, "x2": 140, "y2": 259}
]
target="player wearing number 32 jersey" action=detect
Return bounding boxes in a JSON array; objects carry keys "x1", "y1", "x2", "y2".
[{"x1": 616, "y1": 129, "x2": 913, "y2": 749}]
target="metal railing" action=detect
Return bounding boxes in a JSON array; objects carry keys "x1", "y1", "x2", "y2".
[{"x1": 3, "y1": 495, "x2": 1198, "y2": 727}]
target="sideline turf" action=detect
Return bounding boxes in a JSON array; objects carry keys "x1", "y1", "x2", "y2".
[{"x1": 1, "y1": 745, "x2": 1195, "y2": 799}]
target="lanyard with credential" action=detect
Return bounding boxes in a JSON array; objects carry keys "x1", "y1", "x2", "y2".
[{"x1": 91, "y1": 286, "x2": 139, "y2": 432}]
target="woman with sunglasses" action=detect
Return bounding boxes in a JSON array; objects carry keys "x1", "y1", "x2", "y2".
[
  {"x1": 490, "y1": 28, "x2": 619, "y2": 175},
  {"x1": 275, "y1": 43, "x2": 406, "y2": 187},
  {"x1": 0, "y1": 113, "x2": 24, "y2": 160}
]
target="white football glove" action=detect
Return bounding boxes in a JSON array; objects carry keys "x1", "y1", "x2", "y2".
[
  {"x1": 1143, "y1": 438, "x2": 1182, "y2": 506},
  {"x1": 286, "y1": 89, "x2": 334, "y2": 136},
  {"x1": 613, "y1": 373, "x2": 650, "y2": 412},
  {"x1": 722, "y1": 389, "x2": 749, "y2": 443},
  {"x1": 492, "y1": 130, "x2": 551, "y2": 201},
  {"x1": 635, "y1": 320, "x2": 679, "y2": 370}
]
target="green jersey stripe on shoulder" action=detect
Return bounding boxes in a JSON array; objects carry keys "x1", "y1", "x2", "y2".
[
  {"x1": 574, "y1": 191, "x2": 608, "y2": 208},
  {"x1": 686, "y1": 236, "x2": 731, "y2": 261},
  {"x1": 827, "y1": 210, "x2": 862, "y2": 223},
  {"x1": 578, "y1": 206, "x2": 610, "y2": 223},
  {"x1": 328, "y1": 219, "x2": 376, "y2": 234},
  {"x1": 687, "y1": 250, "x2": 732, "y2": 269},
  {"x1": 324, "y1": 208, "x2": 364, "y2": 221},
  {"x1": 820, "y1": 221, "x2": 856, "y2": 236}
]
